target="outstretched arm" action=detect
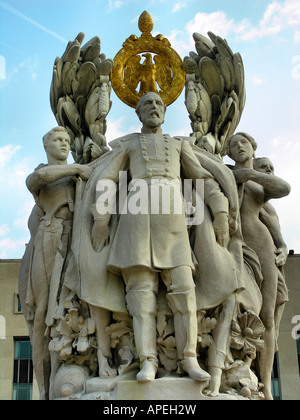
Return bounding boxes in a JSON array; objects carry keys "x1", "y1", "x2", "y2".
[
  {"x1": 232, "y1": 168, "x2": 291, "y2": 200},
  {"x1": 26, "y1": 163, "x2": 92, "y2": 196}
]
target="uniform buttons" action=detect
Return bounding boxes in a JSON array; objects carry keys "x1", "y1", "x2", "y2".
[
  {"x1": 165, "y1": 158, "x2": 170, "y2": 163},
  {"x1": 165, "y1": 168, "x2": 170, "y2": 173}
]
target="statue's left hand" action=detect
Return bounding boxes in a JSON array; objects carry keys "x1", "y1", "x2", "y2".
[
  {"x1": 91, "y1": 220, "x2": 110, "y2": 253},
  {"x1": 213, "y1": 213, "x2": 229, "y2": 248},
  {"x1": 77, "y1": 164, "x2": 93, "y2": 180},
  {"x1": 275, "y1": 246, "x2": 288, "y2": 267}
]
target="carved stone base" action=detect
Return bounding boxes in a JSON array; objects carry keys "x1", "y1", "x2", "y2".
[
  {"x1": 54, "y1": 365, "x2": 264, "y2": 400},
  {"x1": 114, "y1": 377, "x2": 244, "y2": 400}
]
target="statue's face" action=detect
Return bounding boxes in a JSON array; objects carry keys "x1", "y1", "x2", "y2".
[
  {"x1": 254, "y1": 158, "x2": 274, "y2": 175},
  {"x1": 229, "y1": 135, "x2": 254, "y2": 163},
  {"x1": 45, "y1": 131, "x2": 71, "y2": 162},
  {"x1": 138, "y1": 92, "x2": 166, "y2": 128}
]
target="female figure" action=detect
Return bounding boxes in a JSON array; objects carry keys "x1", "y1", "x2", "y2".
[{"x1": 227, "y1": 132, "x2": 291, "y2": 400}]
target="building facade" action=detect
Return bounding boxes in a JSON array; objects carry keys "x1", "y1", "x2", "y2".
[
  {"x1": 0, "y1": 260, "x2": 39, "y2": 400},
  {"x1": 0, "y1": 256, "x2": 299, "y2": 400}
]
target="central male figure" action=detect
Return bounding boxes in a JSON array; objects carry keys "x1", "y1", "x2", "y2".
[{"x1": 91, "y1": 92, "x2": 229, "y2": 382}]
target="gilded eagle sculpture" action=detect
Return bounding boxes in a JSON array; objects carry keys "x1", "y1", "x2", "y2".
[
  {"x1": 111, "y1": 11, "x2": 186, "y2": 108},
  {"x1": 124, "y1": 52, "x2": 172, "y2": 96}
]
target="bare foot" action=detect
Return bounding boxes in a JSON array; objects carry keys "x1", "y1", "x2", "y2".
[
  {"x1": 99, "y1": 357, "x2": 117, "y2": 379},
  {"x1": 263, "y1": 389, "x2": 274, "y2": 400},
  {"x1": 204, "y1": 366, "x2": 222, "y2": 397}
]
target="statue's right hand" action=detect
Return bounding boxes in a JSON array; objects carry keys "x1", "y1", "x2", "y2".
[{"x1": 91, "y1": 220, "x2": 110, "y2": 253}]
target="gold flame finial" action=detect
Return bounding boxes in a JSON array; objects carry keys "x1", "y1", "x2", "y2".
[{"x1": 138, "y1": 11, "x2": 154, "y2": 34}]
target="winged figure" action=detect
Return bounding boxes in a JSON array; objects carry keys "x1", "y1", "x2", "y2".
[
  {"x1": 50, "y1": 33, "x2": 114, "y2": 163},
  {"x1": 124, "y1": 53, "x2": 172, "y2": 96},
  {"x1": 183, "y1": 32, "x2": 246, "y2": 156}
]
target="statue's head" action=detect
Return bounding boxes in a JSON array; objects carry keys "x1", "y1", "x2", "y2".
[
  {"x1": 227, "y1": 132, "x2": 257, "y2": 163},
  {"x1": 253, "y1": 157, "x2": 274, "y2": 175},
  {"x1": 136, "y1": 92, "x2": 167, "y2": 129},
  {"x1": 43, "y1": 126, "x2": 71, "y2": 164}
]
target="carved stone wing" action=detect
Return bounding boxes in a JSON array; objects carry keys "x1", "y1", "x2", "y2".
[
  {"x1": 50, "y1": 33, "x2": 113, "y2": 163},
  {"x1": 183, "y1": 32, "x2": 246, "y2": 156}
]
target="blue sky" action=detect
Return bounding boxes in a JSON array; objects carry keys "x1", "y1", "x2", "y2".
[{"x1": 0, "y1": 0, "x2": 300, "y2": 258}]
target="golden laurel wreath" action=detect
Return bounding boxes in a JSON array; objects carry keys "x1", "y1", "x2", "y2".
[{"x1": 111, "y1": 11, "x2": 186, "y2": 108}]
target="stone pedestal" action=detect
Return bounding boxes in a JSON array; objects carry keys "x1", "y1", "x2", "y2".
[{"x1": 114, "y1": 377, "x2": 242, "y2": 400}]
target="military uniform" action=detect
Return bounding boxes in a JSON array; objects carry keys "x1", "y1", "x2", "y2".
[{"x1": 98, "y1": 133, "x2": 228, "y2": 272}]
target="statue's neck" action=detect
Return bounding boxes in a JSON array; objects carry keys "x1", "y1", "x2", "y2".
[
  {"x1": 234, "y1": 160, "x2": 253, "y2": 169},
  {"x1": 141, "y1": 126, "x2": 163, "y2": 135}
]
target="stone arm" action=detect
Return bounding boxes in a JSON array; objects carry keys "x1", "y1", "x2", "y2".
[
  {"x1": 26, "y1": 163, "x2": 92, "y2": 197},
  {"x1": 180, "y1": 140, "x2": 229, "y2": 247},
  {"x1": 259, "y1": 204, "x2": 288, "y2": 267},
  {"x1": 232, "y1": 169, "x2": 291, "y2": 201},
  {"x1": 203, "y1": 178, "x2": 230, "y2": 247}
]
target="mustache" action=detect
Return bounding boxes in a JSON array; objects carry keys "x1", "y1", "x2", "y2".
[{"x1": 148, "y1": 109, "x2": 160, "y2": 117}]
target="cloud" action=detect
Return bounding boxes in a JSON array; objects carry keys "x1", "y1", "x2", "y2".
[
  {"x1": 234, "y1": 0, "x2": 300, "y2": 41},
  {"x1": 0, "y1": 144, "x2": 21, "y2": 167},
  {"x1": 1, "y1": 56, "x2": 39, "y2": 85},
  {"x1": 0, "y1": 144, "x2": 34, "y2": 226},
  {"x1": 107, "y1": 0, "x2": 124, "y2": 11},
  {"x1": 172, "y1": 1, "x2": 189, "y2": 13},
  {"x1": 0, "y1": 143, "x2": 35, "y2": 258},
  {"x1": 168, "y1": 0, "x2": 300, "y2": 56},
  {"x1": 0, "y1": 148, "x2": 32, "y2": 190},
  {"x1": 0, "y1": 1, "x2": 67, "y2": 43},
  {"x1": 167, "y1": 11, "x2": 234, "y2": 56},
  {"x1": 253, "y1": 76, "x2": 264, "y2": 85},
  {"x1": 0, "y1": 237, "x2": 26, "y2": 259},
  {"x1": 0, "y1": 224, "x2": 9, "y2": 236},
  {"x1": 186, "y1": 11, "x2": 234, "y2": 39},
  {"x1": 106, "y1": 117, "x2": 127, "y2": 143}
]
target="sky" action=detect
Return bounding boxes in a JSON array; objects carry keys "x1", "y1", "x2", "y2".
[{"x1": 0, "y1": 0, "x2": 300, "y2": 259}]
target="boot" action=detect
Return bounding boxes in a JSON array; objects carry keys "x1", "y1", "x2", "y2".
[
  {"x1": 126, "y1": 289, "x2": 158, "y2": 382},
  {"x1": 167, "y1": 290, "x2": 210, "y2": 382}
]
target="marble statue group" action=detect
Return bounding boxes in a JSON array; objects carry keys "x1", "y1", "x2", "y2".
[{"x1": 18, "y1": 12, "x2": 291, "y2": 400}]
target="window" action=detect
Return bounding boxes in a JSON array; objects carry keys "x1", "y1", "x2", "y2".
[
  {"x1": 12, "y1": 338, "x2": 33, "y2": 400},
  {"x1": 14, "y1": 294, "x2": 22, "y2": 314},
  {"x1": 271, "y1": 352, "x2": 281, "y2": 400}
]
